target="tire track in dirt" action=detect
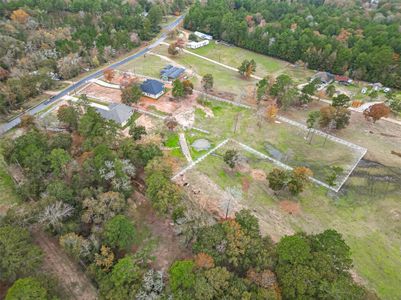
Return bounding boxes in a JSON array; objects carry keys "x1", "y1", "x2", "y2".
[{"x1": 32, "y1": 229, "x2": 97, "y2": 300}]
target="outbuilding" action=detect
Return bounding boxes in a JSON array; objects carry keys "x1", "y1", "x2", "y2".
[
  {"x1": 160, "y1": 65, "x2": 186, "y2": 81},
  {"x1": 187, "y1": 40, "x2": 209, "y2": 49},
  {"x1": 194, "y1": 31, "x2": 213, "y2": 40}
]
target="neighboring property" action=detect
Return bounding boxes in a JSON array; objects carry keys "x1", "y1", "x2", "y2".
[
  {"x1": 160, "y1": 65, "x2": 186, "y2": 81},
  {"x1": 371, "y1": 82, "x2": 383, "y2": 91},
  {"x1": 313, "y1": 72, "x2": 335, "y2": 84},
  {"x1": 140, "y1": 79, "x2": 165, "y2": 99},
  {"x1": 194, "y1": 31, "x2": 213, "y2": 40},
  {"x1": 187, "y1": 40, "x2": 209, "y2": 49},
  {"x1": 335, "y1": 75, "x2": 353, "y2": 85},
  {"x1": 96, "y1": 103, "x2": 134, "y2": 127}
]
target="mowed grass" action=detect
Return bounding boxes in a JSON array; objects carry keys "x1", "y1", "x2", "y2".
[
  {"x1": 118, "y1": 53, "x2": 167, "y2": 78},
  {"x1": 189, "y1": 141, "x2": 401, "y2": 299},
  {"x1": 151, "y1": 44, "x2": 257, "y2": 102},
  {"x1": 187, "y1": 41, "x2": 315, "y2": 84}
]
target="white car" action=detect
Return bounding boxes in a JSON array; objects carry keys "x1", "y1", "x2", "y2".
[
  {"x1": 383, "y1": 87, "x2": 391, "y2": 93},
  {"x1": 361, "y1": 87, "x2": 367, "y2": 94}
]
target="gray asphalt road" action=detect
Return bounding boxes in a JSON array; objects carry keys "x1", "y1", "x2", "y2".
[{"x1": 0, "y1": 15, "x2": 185, "y2": 135}]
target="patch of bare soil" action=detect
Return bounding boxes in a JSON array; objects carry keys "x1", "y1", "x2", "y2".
[
  {"x1": 78, "y1": 83, "x2": 122, "y2": 103},
  {"x1": 135, "y1": 115, "x2": 157, "y2": 131},
  {"x1": 279, "y1": 200, "x2": 301, "y2": 216},
  {"x1": 207, "y1": 90, "x2": 236, "y2": 101},
  {"x1": 178, "y1": 170, "x2": 243, "y2": 218},
  {"x1": 174, "y1": 107, "x2": 195, "y2": 129},
  {"x1": 134, "y1": 201, "x2": 191, "y2": 271},
  {"x1": 255, "y1": 208, "x2": 296, "y2": 243},
  {"x1": 32, "y1": 228, "x2": 97, "y2": 300},
  {"x1": 251, "y1": 169, "x2": 267, "y2": 181}
]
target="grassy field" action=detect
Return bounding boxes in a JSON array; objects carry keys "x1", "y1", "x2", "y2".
[
  {"x1": 187, "y1": 139, "x2": 401, "y2": 300},
  {"x1": 193, "y1": 98, "x2": 362, "y2": 186},
  {"x1": 151, "y1": 44, "x2": 258, "y2": 102},
  {"x1": 187, "y1": 41, "x2": 315, "y2": 84},
  {"x1": 118, "y1": 54, "x2": 166, "y2": 78}
]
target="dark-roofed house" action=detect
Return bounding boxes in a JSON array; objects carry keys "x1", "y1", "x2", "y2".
[
  {"x1": 140, "y1": 79, "x2": 165, "y2": 99},
  {"x1": 160, "y1": 65, "x2": 185, "y2": 81},
  {"x1": 313, "y1": 72, "x2": 335, "y2": 84},
  {"x1": 96, "y1": 103, "x2": 133, "y2": 127}
]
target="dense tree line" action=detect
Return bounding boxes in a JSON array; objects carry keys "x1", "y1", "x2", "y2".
[
  {"x1": 184, "y1": 0, "x2": 401, "y2": 88},
  {"x1": 0, "y1": 0, "x2": 188, "y2": 115},
  {"x1": 0, "y1": 98, "x2": 176, "y2": 298}
]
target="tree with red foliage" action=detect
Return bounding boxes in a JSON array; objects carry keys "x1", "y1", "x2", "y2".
[{"x1": 363, "y1": 103, "x2": 390, "y2": 123}]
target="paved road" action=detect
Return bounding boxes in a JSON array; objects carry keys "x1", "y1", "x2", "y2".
[{"x1": 0, "y1": 15, "x2": 185, "y2": 135}]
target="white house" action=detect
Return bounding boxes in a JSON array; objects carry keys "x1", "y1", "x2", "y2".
[
  {"x1": 187, "y1": 40, "x2": 209, "y2": 49},
  {"x1": 194, "y1": 31, "x2": 213, "y2": 40}
]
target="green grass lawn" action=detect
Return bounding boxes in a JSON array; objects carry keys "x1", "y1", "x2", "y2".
[
  {"x1": 151, "y1": 44, "x2": 257, "y2": 102},
  {"x1": 118, "y1": 53, "x2": 167, "y2": 78},
  {"x1": 193, "y1": 99, "x2": 361, "y2": 186},
  {"x1": 187, "y1": 41, "x2": 315, "y2": 84}
]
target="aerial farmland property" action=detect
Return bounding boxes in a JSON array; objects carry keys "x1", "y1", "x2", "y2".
[{"x1": 1, "y1": 1, "x2": 401, "y2": 299}]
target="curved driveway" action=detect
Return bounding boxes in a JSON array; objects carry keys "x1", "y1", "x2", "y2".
[{"x1": 0, "y1": 15, "x2": 184, "y2": 135}]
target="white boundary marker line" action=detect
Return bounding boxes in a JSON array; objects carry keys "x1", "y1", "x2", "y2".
[
  {"x1": 172, "y1": 137, "x2": 366, "y2": 192},
  {"x1": 172, "y1": 139, "x2": 229, "y2": 181}
]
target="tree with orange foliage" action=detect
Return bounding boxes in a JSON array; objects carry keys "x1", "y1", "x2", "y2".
[
  {"x1": 266, "y1": 104, "x2": 278, "y2": 121},
  {"x1": 11, "y1": 9, "x2": 30, "y2": 24},
  {"x1": 103, "y1": 69, "x2": 115, "y2": 82},
  {"x1": 194, "y1": 253, "x2": 215, "y2": 269},
  {"x1": 20, "y1": 114, "x2": 35, "y2": 129},
  {"x1": 363, "y1": 103, "x2": 390, "y2": 123}
]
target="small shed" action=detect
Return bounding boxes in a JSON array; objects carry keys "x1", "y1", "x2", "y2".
[{"x1": 187, "y1": 40, "x2": 209, "y2": 49}]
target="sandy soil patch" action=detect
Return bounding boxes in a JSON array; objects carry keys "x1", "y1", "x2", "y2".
[
  {"x1": 178, "y1": 170, "x2": 244, "y2": 218},
  {"x1": 251, "y1": 169, "x2": 267, "y2": 181},
  {"x1": 79, "y1": 83, "x2": 122, "y2": 103},
  {"x1": 133, "y1": 201, "x2": 191, "y2": 271},
  {"x1": 135, "y1": 114, "x2": 158, "y2": 131},
  {"x1": 279, "y1": 200, "x2": 301, "y2": 215},
  {"x1": 32, "y1": 229, "x2": 97, "y2": 300}
]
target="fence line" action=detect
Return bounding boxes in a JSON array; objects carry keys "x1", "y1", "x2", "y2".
[
  {"x1": 230, "y1": 139, "x2": 337, "y2": 191},
  {"x1": 172, "y1": 139, "x2": 229, "y2": 180}
]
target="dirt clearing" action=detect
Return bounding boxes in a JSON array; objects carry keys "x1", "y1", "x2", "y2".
[{"x1": 32, "y1": 229, "x2": 97, "y2": 300}]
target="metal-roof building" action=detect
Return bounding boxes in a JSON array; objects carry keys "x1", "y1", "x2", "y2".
[
  {"x1": 194, "y1": 31, "x2": 213, "y2": 40},
  {"x1": 140, "y1": 79, "x2": 165, "y2": 99},
  {"x1": 160, "y1": 65, "x2": 185, "y2": 81}
]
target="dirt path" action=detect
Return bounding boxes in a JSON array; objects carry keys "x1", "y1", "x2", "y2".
[
  {"x1": 179, "y1": 132, "x2": 193, "y2": 162},
  {"x1": 134, "y1": 201, "x2": 192, "y2": 271},
  {"x1": 32, "y1": 229, "x2": 98, "y2": 300}
]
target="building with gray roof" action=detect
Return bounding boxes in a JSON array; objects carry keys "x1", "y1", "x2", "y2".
[{"x1": 96, "y1": 103, "x2": 133, "y2": 127}]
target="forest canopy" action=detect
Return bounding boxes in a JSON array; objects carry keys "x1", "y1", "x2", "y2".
[{"x1": 184, "y1": 0, "x2": 401, "y2": 88}]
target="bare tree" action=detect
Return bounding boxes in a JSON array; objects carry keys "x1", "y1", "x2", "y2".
[{"x1": 39, "y1": 201, "x2": 74, "y2": 229}]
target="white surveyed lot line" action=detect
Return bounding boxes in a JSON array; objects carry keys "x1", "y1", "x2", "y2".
[{"x1": 172, "y1": 139, "x2": 229, "y2": 181}]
